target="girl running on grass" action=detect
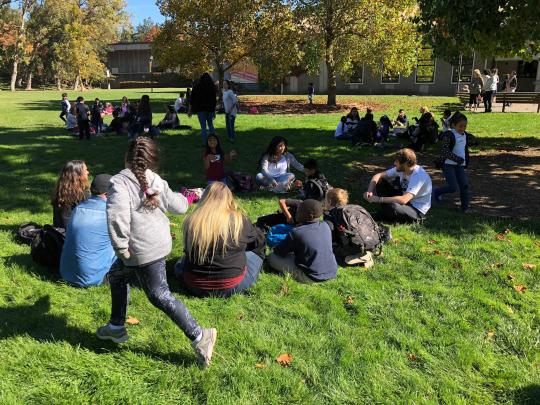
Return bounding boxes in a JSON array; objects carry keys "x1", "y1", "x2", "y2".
[{"x1": 96, "y1": 136, "x2": 216, "y2": 367}]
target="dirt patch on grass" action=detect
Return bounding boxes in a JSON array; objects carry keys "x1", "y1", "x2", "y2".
[
  {"x1": 239, "y1": 96, "x2": 387, "y2": 114},
  {"x1": 350, "y1": 146, "x2": 540, "y2": 220}
]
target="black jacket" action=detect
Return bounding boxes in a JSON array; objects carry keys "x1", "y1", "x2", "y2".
[
  {"x1": 438, "y1": 130, "x2": 478, "y2": 167},
  {"x1": 190, "y1": 81, "x2": 217, "y2": 113},
  {"x1": 183, "y1": 216, "x2": 265, "y2": 280}
]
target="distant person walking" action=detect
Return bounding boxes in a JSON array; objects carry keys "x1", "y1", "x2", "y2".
[
  {"x1": 60, "y1": 93, "x2": 70, "y2": 123},
  {"x1": 189, "y1": 73, "x2": 217, "y2": 146},
  {"x1": 468, "y1": 69, "x2": 484, "y2": 111},
  {"x1": 222, "y1": 80, "x2": 238, "y2": 142},
  {"x1": 307, "y1": 82, "x2": 315, "y2": 105}
]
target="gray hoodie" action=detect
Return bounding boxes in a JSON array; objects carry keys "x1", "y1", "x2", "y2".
[{"x1": 107, "y1": 168, "x2": 189, "y2": 267}]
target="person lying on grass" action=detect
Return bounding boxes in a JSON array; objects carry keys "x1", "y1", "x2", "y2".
[
  {"x1": 175, "y1": 182, "x2": 265, "y2": 298},
  {"x1": 97, "y1": 136, "x2": 216, "y2": 368},
  {"x1": 363, "y1": 148, "x2": 432, "y2": 224},
  {"x1": 266, "y1": 199, "x2": 337, "y2": 283}
]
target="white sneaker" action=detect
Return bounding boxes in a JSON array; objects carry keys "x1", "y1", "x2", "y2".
[{"x1": 344, "y1": 251, "x2": 374, "y2": 268}]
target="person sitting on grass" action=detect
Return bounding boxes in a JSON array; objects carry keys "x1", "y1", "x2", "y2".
[
  {"x1": 52, "y1": 160, "x2": 91, "y2": 229},
  {"x1": 59, "y1": 174, "x2": 117, "y2": 287},
  {"x1": 334, "y1": 107, "x2": 360, "y2": 140},
  {"x1": 158, "y1": 105, "x2": 179, "y2": 129},
  {"x1": 277, "y1": 159, "x2": 331, "y2": 224},
  {"x1": 266, "y1": 199, "x2": 337, "y2": 283},
  {"x1": 255, "y1": 136, "x2": 305, "y2": 193},
  {"x1": 203, "y1": 134, "x2": 237, "y2": 185},
  {"x1": 363, "y1": 148, "x2": 432, "y2": 223},
  {"x1": 97, "y1": 137, "x2": 216, "y2": 368},
  {"x1": 174, "y1": 182, "x2": 265, "y2": 298},
  {"x1": 351, "y1": 110, "x2": 378, "y2": 146},
  {"x1": 175, "y1": 92, "x2": 187, "y2": 113}
]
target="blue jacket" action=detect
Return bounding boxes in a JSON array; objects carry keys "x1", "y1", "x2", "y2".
[
  {"x1": 274, "y1": 220, "x2": 337, "y2": 281},
  {"x1": 60, "y1": 196, "x2": 117, "y2": 287}
]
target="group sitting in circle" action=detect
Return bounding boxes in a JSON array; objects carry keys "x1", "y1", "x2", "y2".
[{"x1": 44, "y1": 102, "x2": 475, "y2": 368}]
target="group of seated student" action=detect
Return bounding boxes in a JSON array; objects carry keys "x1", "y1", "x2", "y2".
[
  {"x1": 48, "y1": 129, "x2": 439, "y2": 367},
  {"x1": 335, "y1": 107, "x2": 397, "y2": 146}
]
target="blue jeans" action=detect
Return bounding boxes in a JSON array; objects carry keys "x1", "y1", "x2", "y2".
[
  {"x1": 434, "y1": 164, "x2": 469, "y2": 211},
  {"x1": 175, "y1": 251, "x2": 263, "y2": 298},
  {"x1": 255, "y1": 172, "x2": 295, "y2": 191},
  {"x1": 225, "y1": 113, "x2": 236, "y2": 140},
  {"x1": 108, "y1": 259, "x2": 201, "y2": 341},
  {"x1": 197, "y1": 111, "x2": 215, "y2": 145}
]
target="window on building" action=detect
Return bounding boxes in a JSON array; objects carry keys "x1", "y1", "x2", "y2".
[
  {"x1": 415, "y1": 47, "x2": 436, "y2": 83},
  {"x1": 451, "y1": 54, "x2": 474, "y2": 83},
  {"x1": 349, "y1": 63, "x2": 364, "y2": 84}
]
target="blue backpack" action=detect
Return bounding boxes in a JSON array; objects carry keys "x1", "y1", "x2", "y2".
[{"x1": 266, "y1": 224, "x2": 294, "y2": 247}]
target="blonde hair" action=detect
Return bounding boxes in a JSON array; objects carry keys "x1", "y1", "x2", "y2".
[
  {"x1": 420, "y1": 106, "x2": 430, "y2": 113},
  {"x1": 183, "y1": 182, "x2": 244, "y2": 264},
  {"x1": 473, "y1": 69, "x2": 482, "y2": 77},
  {"x1": 325, "y1": 188, "x2": 349, "y2": 209}
]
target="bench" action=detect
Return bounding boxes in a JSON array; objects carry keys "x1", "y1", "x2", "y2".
[{"x1": 456, "y1": 91, "x2": 540, "y2": 112}]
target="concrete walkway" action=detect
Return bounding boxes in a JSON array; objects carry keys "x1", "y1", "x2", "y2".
[{"x1": 477, "y1": 101, "x2": 540, "y2": 113}]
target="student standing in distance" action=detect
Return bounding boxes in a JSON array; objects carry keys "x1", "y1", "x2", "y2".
[
  {"x1": 222, "y1": 80, "x2": 238, "y2": 142},
  {"x1": 59, "y1": 174, "x2": 117, "y2": 287},
  {"x1": 76, "y1": 96, "x2": 91, "y2": 140},
  {"x1": 482, "y1": 69, "x2": 494, "y2": 112},
  {"x1": 433, "y1": 112, "x2": 475, "y2": 212},
  {"x1": 307, "y1": 82, "x2": 315, "y2": 105},
  {"x1": 469, "y1": 69, "x2": 484, "y2": 111},
  {"x1": 60, "y1": 93, "x2": 70, "y2": 123},
  {"x1": 175, "y1": 182, "x2": 265, "y2": 297},
  {"x1": 97, "y1": 137, "x2": 216, "y2": 367},
  {"x1": 189, "y1": 73, "x2": 217, "y2": 146},
  {"x1": 267, "y1": 199, "x2": 337, "y2": 283},
  {"x1": 52, "y1": 160, "x2": 90, "y2": 229},
  {"x1": 363, "y1": 148, "x2": 432, "y2": 223}
]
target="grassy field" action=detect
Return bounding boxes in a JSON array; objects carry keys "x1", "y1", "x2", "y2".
[{"x1": 0, "y1": 89, "x2": 539, "y2": 404}]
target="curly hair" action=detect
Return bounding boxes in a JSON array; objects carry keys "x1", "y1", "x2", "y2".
[
  {"x1": 125, "y1": 136, "x2": 160, "y2": 210},
  {"x1": 51, "y1": 160, "x2": 89, "y2": 208}
]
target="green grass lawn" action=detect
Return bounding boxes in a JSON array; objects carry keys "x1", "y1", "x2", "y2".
[{"x1": 0, "y1": 89, "x2": 539, "y2": 404}]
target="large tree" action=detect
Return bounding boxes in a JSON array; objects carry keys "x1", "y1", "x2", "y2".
[
  {"x1": 416, "y1": 0, "x2": 540, "y2": 61},
  {"x1": 8, "y1": 0, "x2": 36, "y2": 91},
  {"x1": 155, "y1": 0, "x2": 300, "y2": 86},
  {"x1": 293, "y1": 0, "x2": 420, "y2": 105}
]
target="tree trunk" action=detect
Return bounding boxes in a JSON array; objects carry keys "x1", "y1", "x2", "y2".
[
  {"x1": 10, "y1": 59, "x2": 18, "y2": 92},
  {"x1": 325, "y1": 44, "x2": 337, "y2": 106},
  {"x1": 73, "y1": 75, "x2": 80, "y2": 91},
  {"x1": 25, "y1": 72, "x2": 32, "y2": 90},
  {"x1": 57, "y1": 77, "x2": 62, "y2": 90}
]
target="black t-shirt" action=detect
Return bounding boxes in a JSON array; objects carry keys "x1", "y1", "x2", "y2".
[{"x1": 184, "y1": 216, "x2": 265, "y2": 279}]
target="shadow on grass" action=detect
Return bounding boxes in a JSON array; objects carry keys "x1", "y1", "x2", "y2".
[
  {"x1": 511, "y1": 384, "x2": 540, "y2": 404},
  {"x1": 0, "y1": 295, "x2": 196, "y2": 366}
]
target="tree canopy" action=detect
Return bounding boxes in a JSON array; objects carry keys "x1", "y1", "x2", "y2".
[{"x1": 415, "y1": 0, "x2": 540, "y2": 61}]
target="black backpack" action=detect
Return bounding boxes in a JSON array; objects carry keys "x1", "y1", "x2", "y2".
[
  {"x1": 17, "y1": 222, "x2": 42, "y2": 245},
  {"x1": 30, "y1": 225, "x2": 66, "y2": 269},
  {"x1": 325, "y1": 204, "x2": 383, "y2": 257},
  {"x1": 304, "y1": 177, "x2": 332, "y2": 201}
]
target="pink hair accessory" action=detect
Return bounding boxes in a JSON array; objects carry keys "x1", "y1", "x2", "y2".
[{"x1": 144, "y1": 187, "x2": 157, "y2": 197}]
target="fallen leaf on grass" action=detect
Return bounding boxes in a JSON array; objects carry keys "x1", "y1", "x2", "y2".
[
  {"x1": 237, "y1": 313, "x2": 244, "y2": 321},
  {"x1": 407, "y1": 353, "x2": 418, "y2": 361},
  {"x1": 126, "y1": 316, "x2": 140, "y2": 325},
  {"x1": 486, "y1": 331, "x2": 495, "y2": 338},
  {"x1": 513, "y1": 284, "x2": 527, "y2": 293},
  {"x1": 276, "y1": 353, "x2": 293, "y2": 367},
  {"x1": 452, "y1": 262, "x2": 462, "y2": 269},
  {"x1": 255, "y1": 363, "x2": 266, "y2": 369},
  {"x1": 346, "y1": 295, "x2": 354, "y2": 305},
  {"x1": 427, "y1": 239, "x2": 438, "y2": 245},
  {"x1": 433, "y1": 249, "x2": 441, "y2": 255},
  {"x1": 507, "y1": 273, "x2": 516, "y2": 281},
  {"x1": 522, "y1": 263, "x2": 536, "y2": 270},
  {"x1": 507, "y1": 306, "x2": 514, "y2": 314},
  {"x1": 491, "y1": 263, "x2": 504, "y2": 269},
  {"x1": 392, "y1": 239, "x2": 401, "y2": 244},
  {"x1": 170, "y1": 232, "x2": 176, "y2": 240},
  {"x1": 446, "y1": 254, "x2": 454, "y2": 259}
]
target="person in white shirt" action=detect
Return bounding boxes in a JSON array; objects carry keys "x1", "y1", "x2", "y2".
[
  {"x1": 334, "y1": 107, "x2": 360, "y2": 140},
  {"x1": 256, "y1": 136, "x2": 305, "y2": 193},
  {"x1": 174, "y1": 92, "x2": 186, "y2": 113},
  {"x1": 482, "y1": 69, "x2": 496, "y2": 112},
  {"x1": 363, "y1": 148, "x2": 432, "y2": 223},
  {"x1": 434, "y1": 112, "x2": 473, "y2": 212},
  {"x1": 222, "y1": 80, "x2": 238, "y2": 142}
]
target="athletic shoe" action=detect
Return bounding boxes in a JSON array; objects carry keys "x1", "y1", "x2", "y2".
[
  {"x1": 192, "y1": 328, "x2": 217, "y2": 368},
  {"x1": 96, "y1": 324, "x2": 129, "y2": 343},
  {"x1": 344, "y1": 251, "x2": 374, "y2": 268}
]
